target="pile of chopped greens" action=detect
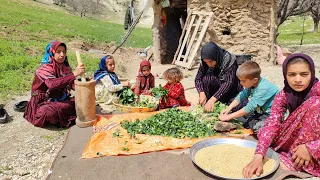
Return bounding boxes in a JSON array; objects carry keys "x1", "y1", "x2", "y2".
[
  {"x1": 121, "y1": 108, "x2": 216, "y2": 138},
  {"x1": 131, "y1": 98, "x2": 156, "y2": 108},
  {"x1": 190, "y1": 102, "x2": 227, "y2": 122},
  {"x1": 151, "y1": 84, "x2": 168, "y2": 99},
  {"x1": 191, "y1": 103, "x2": 242, "y2": 128}
]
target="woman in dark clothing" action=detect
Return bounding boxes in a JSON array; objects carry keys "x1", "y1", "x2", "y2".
[
  {"x1": 24, "y1": 41, "x2": 85, "y2": 128},
  {"x1": 195, "y1": 42, "x2": 244, "y2": 112}
]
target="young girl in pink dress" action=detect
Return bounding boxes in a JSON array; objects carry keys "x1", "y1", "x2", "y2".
[{"x1": 243, "y1": 54, "x2": 320, "y2": 178}]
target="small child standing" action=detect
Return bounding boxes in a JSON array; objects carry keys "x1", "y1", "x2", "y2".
[
  {"x1": 219, "y1": 61, "x2": 279, "y2": 134},
  {"x1": 94, "y1": 55, "x2": 130, "y2": 105},
  {"x1": 159, "y1": 68, "x2": 191, "y2": 109},
  {"x1": 132, "y1": 60, "x2": 155, "y2": 96}
]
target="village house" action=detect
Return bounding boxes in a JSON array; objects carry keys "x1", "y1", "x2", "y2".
[{"x1": 151, "y1": 0, "x2": 277, "y2": 66}]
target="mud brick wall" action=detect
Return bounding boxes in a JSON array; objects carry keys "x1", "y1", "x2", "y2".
[{"x1": 188, "y1": 0, "x2": 277, "y2": 64}]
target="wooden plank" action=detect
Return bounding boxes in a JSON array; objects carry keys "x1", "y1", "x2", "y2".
[
  {"x1": 173, "y1": 11, "x2": 213, "y2": 69},
  {"x1": 192, "y1": 11, "x2": 213, "y2": 16},
  {"x1": 176, "y1": 14, "x2": 196, "y2": 63},
  {"x1": 186, "y1": 13, "x2": 213, "y2": 69},
  {"x1": 173, "y1": 11, "x2": 192, "y2": 64},
  {"x1": 182, "y1": 15, "x2": 203, "y2": 65}
]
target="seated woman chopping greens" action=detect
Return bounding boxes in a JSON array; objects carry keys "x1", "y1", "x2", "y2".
[
  {"x1": 195, "y1": 42, "x2": 246, "y2": 112},
  {"x1": 243, "y1": 54, "x2": 320, "y2": 178}
]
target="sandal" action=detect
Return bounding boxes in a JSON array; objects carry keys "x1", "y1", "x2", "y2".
[
  {"x1": 0, "y1": 105, "x2": 9, "y2": 124},
  {"x1": 13, "y1": 101, "x2": 28, "y2": 112}
]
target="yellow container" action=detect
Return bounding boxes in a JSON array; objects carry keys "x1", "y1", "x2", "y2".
[{"x1": 112, "y1": 95, "x2": 158, "y2": 113}]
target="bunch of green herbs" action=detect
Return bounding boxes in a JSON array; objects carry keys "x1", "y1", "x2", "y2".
[
  {"x1": 151, "y1": 84, "x2": 168, "y2": 99},
  {"x1": 119, "y1": 87, "x2": 138, "y2": 105}
]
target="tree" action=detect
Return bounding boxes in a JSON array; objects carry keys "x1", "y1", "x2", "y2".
[
  {"x1": 65, "y1": 0, "x2": 101, "y2": 17},
  {"x1": 277, "y1": 0, "x2": 311, "y2": 26},
  {"x1": 311, "y1": 1, "x2": 320, "y2": 33}
]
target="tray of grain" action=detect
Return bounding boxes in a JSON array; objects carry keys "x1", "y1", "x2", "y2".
[{"x1": 190, "y1": 138, "x2": 280, "y2": 180}]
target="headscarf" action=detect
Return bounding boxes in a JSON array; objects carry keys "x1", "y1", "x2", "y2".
[
  {"x1": 137, "y1": 60, "x2": 153, "y2": 91},
  {"x1": 35, "y1": 41, "x2": 72, "y2": 101},
  {"x1": 94, "y1": 55, "x2": 120, "y2": 85},
  {"x1": 282, "y1": 53, "x2": 319, "y2": 113},
  {"x1": 200, "y1": 42, "x2": 236, "y2": 80},
  {"x1": 36, "y1": 41, "x2": 72, "y2": 81}
]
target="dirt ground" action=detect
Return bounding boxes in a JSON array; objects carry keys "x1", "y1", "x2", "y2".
[{"x1": 1, "y1": 45, "x2": 320, "y2": 180}]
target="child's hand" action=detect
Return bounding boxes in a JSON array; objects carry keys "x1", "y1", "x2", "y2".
[
  {"x1": 292, "y1": 144, "x2": 312, "y2": 168},
  {"x1": 243, "y1": 154, "x2": 264, "y2": 178},
  {"x1": 220, "y1": 109, "x2": 230, "y2": 116},
  {"x1": 121, "y1": 81, "x2": 130, "y2": 87},
  {"x1": 219, "y1": 114, "x2": 231, "y2": 121}
]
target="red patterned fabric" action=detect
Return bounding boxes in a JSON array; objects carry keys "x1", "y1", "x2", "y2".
[
  {"x1": 256, "y1": 82, "x2": 320, "y2": 177},
  {"x1": 133, "y1": 60, "x2": 155, "y2": 96},
  {"x1": 159, "y1": 82, "x2": 191, "y2": 109},
  {"x1": 24, "y1": 74, "x2": 76, "y2": 128}
]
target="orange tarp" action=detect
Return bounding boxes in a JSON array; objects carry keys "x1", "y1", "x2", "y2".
[{"x1": 82, "y1": 109, "x2": 253, "y2": 158}]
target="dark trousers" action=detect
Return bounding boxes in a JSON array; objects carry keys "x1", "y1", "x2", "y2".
[{"x1": 237, "y1": 111, "x2": 269, "y2": 134}]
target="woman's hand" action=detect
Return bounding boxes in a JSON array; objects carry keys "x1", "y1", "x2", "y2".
[
  {"x1": 73, "y1": 64, "x2": 86, "y2": 77},
  {"x1": 121, "y1": 81, "x2": 130, "y2": 87},
  {"x1": 243, "y1": 154, "x2": 264, "y2": 178},
  {"x1": 204, "y1": 98, "x2": 215, "y2": 112},
  {"x1": 198, "y1": 92, "x2": 207, "y2": 105},
  {"x1": 292, "y1": 144, "x2": 312, "y2": 168}
]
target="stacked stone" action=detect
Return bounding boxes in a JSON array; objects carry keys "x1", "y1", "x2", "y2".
[{"x1": 188, "y1": 0, "x2": 276, "y2": 64}]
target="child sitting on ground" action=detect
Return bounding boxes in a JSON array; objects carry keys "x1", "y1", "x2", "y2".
[
  {"x1": 219, "y1": 61, "x2": 279, "y2": 134},
  {"x1": 132, "y1": 60, "x2": 155, "y2": 96},
  {"x1": 94, "y1": 55, "x2": 131, "y2": 105},
  {"x1": 159, "y1": 67, "x2": 191, "y2": 109}
]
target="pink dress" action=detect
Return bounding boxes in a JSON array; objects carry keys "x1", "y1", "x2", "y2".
[{"x1": 256, "y1": 82, "x2": 320, "y2": 177}]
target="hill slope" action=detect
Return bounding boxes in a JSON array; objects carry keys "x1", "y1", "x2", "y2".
[{"x1": 0, "y1": 0, "x2": 152, "y2": 99}]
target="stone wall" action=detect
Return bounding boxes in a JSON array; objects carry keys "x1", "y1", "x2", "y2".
[{"x1": 188, "y1": 0, "x2": 277, "y2": 64}]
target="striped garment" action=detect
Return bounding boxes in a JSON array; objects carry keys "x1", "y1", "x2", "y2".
[{"x1": 195, "y1": 62, "x2": 243, "y2": 106}]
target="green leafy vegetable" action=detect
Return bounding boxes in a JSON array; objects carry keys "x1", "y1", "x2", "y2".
[
  {"x1": 151, "y1": 84, "x2": 168, "y2": 99},
  {"x1": 119, "y1": 87, "x2": 138, "y2": 105},
  {"x1": 121, "y1": 147, "x2": 130, "y2": 151},
  {"x1": 118, "y1": 88, "x2": 156, "y2": 108},
  {"x1": 113, "y1": 129, "x2": 121, "y2": 137},
  {"x1": 121, "y1": 108, "x2": 217, "y2": 139}
]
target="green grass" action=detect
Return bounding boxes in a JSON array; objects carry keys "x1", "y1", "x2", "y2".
[
  {"x1": 0, "y1": 0, "x2": 152, "y2": 99},
  {"x1": 278, "y1": 16, "x2": 320, "y2": 46}
]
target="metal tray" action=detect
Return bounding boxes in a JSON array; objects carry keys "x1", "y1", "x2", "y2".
[{"x1": 190, "y1": 138, "x2": 280, "y2": 180}]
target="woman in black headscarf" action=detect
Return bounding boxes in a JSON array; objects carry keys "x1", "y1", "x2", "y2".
[{"x1": 195, "y1": 42, "x2": 244, "y2": 112}]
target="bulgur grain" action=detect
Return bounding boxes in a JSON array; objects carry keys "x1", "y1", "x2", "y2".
[{"x1": 195, "y1": 144, "x2": 275, "y2": 179}]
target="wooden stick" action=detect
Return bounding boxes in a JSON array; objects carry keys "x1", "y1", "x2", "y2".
[{"x1": 75, "y1": 51, "x2": 86, "y2": 82}]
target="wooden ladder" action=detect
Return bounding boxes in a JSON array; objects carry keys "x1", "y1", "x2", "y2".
[{"x1": 173, "y1": 11, "x2": 213, "y2": 69}]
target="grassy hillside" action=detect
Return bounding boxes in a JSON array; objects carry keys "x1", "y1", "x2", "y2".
[
  {"x1": 0, "y1": 0, "x2": 319, "y2": 99},
  {"x1": 0, "y1": 0, "x2": 152, "y2": 99},
  {"x1": 278, "y1": 16, "x2": 320, "y2": 46}
]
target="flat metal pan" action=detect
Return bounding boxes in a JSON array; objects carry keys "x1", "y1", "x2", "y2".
[{"x1": 190, "y1": 138, "x2": 280, "y2": 180}]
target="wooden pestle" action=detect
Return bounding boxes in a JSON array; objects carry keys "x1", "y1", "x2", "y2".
[{"x1": 75, "y1": 51, "x2": 86, "y2": 82}]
